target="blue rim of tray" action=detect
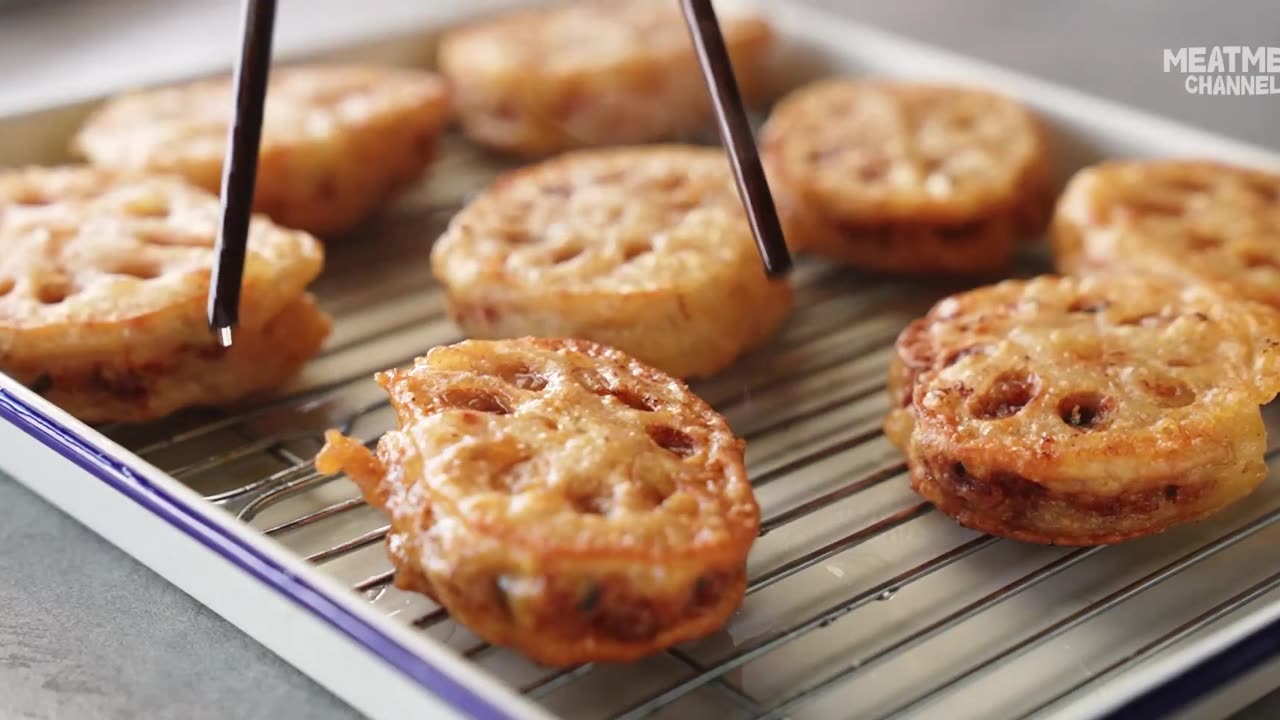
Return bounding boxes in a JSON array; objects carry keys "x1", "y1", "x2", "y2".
[
  {"x1": 1099, "y1": 615, "x2": 1280, "y2": 719},
  {"x1": 0, "y1": 387, "x2": 515, "y2": 720}
]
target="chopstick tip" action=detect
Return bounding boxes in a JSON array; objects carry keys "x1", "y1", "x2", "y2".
[
  {"x1": 215, "y1": 325, "x2": 234, "y2": 348},
  {"x1": 765, "y1": 252, "x2": 793, "y2": 278}
]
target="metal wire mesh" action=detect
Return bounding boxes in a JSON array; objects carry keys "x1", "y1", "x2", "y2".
[{"x1": 103, "y1": 133, "x2": 1280, "y2": 719}]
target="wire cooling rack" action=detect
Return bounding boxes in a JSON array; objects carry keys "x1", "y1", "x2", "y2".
[{"x1": 92, "y1": 130, "x2": 1280, "y2": 720}]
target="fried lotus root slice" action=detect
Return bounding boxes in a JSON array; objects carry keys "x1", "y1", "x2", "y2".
[
  {"x1": 73, "y1": 64, "x2": 450, "y2": 236},
  {"x1": 315, "y1": 338, "x2": 759, "y2": 666},
  {"x1": 438, "y1": 0, "x2": 773, "y2": 157},
  {"x1": 0, "y1": 166, "x2": 329, "y2": 423},
  {"x1": 761, "y1": 78, "x2": 1052, "y2": 273},
  {"x1": 430, "y1": 145, "x2": 792, "y2": 379},
  {"x1": 1053, "y1": 160, "x2": 1280, "y2": 311},
  {"x1": 36, "y1": 294, "x2": 330, "y2": 424},
  {"x1": 886, "y1": 274, "x2": 1280, "y2": 546}
]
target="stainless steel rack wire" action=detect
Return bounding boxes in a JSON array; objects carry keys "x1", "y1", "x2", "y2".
[{"x1": 101, "y1": 133, "x2": 1280, "y2": 719}]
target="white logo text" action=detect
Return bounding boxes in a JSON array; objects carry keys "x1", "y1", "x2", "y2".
[{"x1": 1163, "y1": 46, "x2": 1280, "y2": 95}]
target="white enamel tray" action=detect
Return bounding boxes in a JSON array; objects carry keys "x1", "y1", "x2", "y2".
[{"x1": 3, "y1": 2, "x2": 1280, "y2": 719}]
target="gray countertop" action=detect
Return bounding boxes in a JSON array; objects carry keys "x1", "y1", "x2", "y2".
[{"x1": 1, "y1": 1, "x2": 1278, "y2": 718}]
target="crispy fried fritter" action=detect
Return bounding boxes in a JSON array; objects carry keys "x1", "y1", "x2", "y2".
[
  {"x1": 35, "y1": 294, "x2": 329, "y2": 424},
  {"x1": 761, "y1": 78, "x2": 1052, "y2": 273},
  {"x1": 73, "y1": 65, "x2": 450, "y2": 236},
  {"x1": 0, "y1": 166, "x2": 329, "y2": 423},
  {"x1": 886, "y1": 274, "x2": 1280, "y2": 545},
  {"x1": 1054, "y1": 160, "x2": 1280, "y2": 310},
  {"x1": 438, "y1": 0, "x2": 773, "y2": 156},
  {"x1": 315, "y1": 338, "x2": 759, "y2": 665},
  {"x1": 430, "y1": 145, "x2": 792, "y2": 379}
]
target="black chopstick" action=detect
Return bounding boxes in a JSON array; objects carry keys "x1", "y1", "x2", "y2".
[
  {"x1": 207, "y1": 0, "x2": 278, "y2": 347},
  {"x1": 680, "y1": 0, "x2": 792, "y2": 277}
]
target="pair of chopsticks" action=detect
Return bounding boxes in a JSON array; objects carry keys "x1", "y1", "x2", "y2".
[{"x1": 206, "y1": 0, "x2": 791, "y2": 346}]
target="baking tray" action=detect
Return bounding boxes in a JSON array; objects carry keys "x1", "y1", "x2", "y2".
[{"x1": 4, "y1": 2, "x2": 1280, "y2": 719}]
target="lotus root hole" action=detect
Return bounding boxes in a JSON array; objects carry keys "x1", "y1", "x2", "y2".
[
  {"x1": 35, "y1": 280, "x2": 73, "y2": 305},
  {"x1": 647, "y1": 425, "x2": 697, "y2": 458},
  {"x1": 947, "y1": 461, "x2": 976, "y2": 492},
  {"x1": 602, "y1": 387, "x2": 657, "y2": 412},
  {"x1": 0, "y1": 277, "x2": 13, "y2": 298},
  {"x1": 859, "y1": 158, "x2": 889, "y2": 181},
  {"x1": 112, "y1": 259, "x2": 163, "y2": 280},
  {"x1": 809, "y1": 147, "x2": 843, "y2": 165},
  {"x1": 1242, "y1": 251, "x2": 1280, "y2": 271},
  {"x1": 632, "y1": 482, "x2": 672, "y2": 511},
  {"x1": 569, "y1": 493, "x2": 612, "y2": 516},
  {"x1": 1057, "y1": 392, "x2": 1113, "y2": 430},
  {"x1": 550, "y1": 245, "x2": 584, "y2": 264},
  {"x1": 654, "y1": 174, "x2": 687, "y2": 191},
  {"x1": 14, "y1": 190, "x2": 51, "y2": 206},
  {"x1": 593, "y1": 169, "x2": 627, "y2": 184},
  {"x1": 1068, "y1": 298, "x2": 1109, "y2": 314},
  {"x1": 622, "y1": 241, "x2": 652, "y2": 262},
  {"x1": 439, "y1": 388, "x2": 511, "y2": 415},
  {"x1": 578, "y1": 584, "x2": 602, "y2": 612},
  {"x1": 970, "y1": 371, "x2": 1038, "y2": 420},
  {"x1": 503, "y1": 228, "x2": 534, "y2": 245},
  {"x1": 1244, "y1": 179, "x2": 1279, "y2": 204},
  {"x1": 690, "y1": 572, "x2": 728, "y2": 611},
  {"x1": 1118, "y1": 313, "x2": 1165, "y2": 327},
  {"x1": 136, "y1": 228, "x2": 210, "y2": 247},
  {"x1": 496, "y1": 363, "x2": 547, "y2": 392},
  {"x1": 541, "y1": 182, "x2": 572, "y2": 198},
  {"x1": 1166, "y1": 177, "x2": 1210, "y2": 194},
  {"x1": 1186, "y1": 232, "x2": 1223, "y2": 252},
  {"x1": 1125, "y1": 197, "x2": 1183, "y2": 218}
]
